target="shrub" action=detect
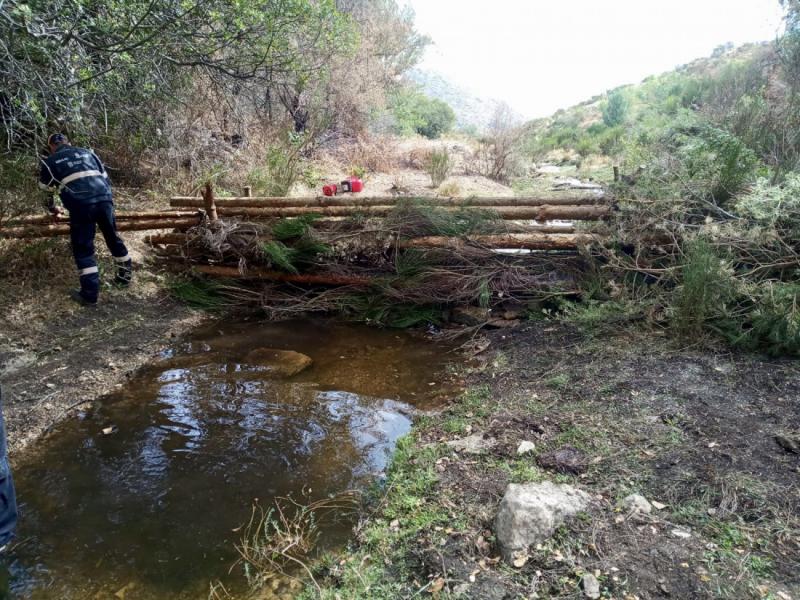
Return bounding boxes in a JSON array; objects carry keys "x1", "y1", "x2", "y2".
[
  {"x1": 437, "y1": 180, "x2": 461, "y2": 197},
  {"x1": 389, "y1": 88, "x2": 455, "y2": 139},
  {"x1": 728, "y1": 282, "x2": 800, "y2": 356},
  {"x1": 734, "y1": 174, "x2": 800, "y2": 236},
  {"x1": 602, "y1": 90, "x2": 630, "y2": 127},
  {"x1": 424, "y1": 148, "x2": 452, "y2": 187},
  {"x1": 247, "y1": 147, "x2": 302, "y2": 197},
  {"x1": 670, "y1": 238, "x2": 737, "y2": 338}
]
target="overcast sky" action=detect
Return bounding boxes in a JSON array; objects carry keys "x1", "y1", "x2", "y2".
[{"x1": 402, "y1": 0, "x2": 786, "y2": 118}]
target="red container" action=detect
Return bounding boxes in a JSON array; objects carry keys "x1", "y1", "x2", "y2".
[
  {"x1": 322, "y1": 183, "x2": 338, "y2": 197},
  {"x1": 340, "y1": 177, "x2": 364, "y2": 193}
]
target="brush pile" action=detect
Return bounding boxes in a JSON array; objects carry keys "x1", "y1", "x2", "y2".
[{"x1": 152, "y1": 201, "x2": 602, "y2": 326}]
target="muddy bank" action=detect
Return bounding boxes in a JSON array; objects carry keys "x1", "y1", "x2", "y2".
[
  {"x1": 310, "y1": 322, "x2": 800, "y2": 599},
  {"x1": 0, "y1": 284, "x2": 204, "y2": 456}
]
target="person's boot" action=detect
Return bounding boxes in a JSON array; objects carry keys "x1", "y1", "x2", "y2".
[
  {"x1": 114, "y1": 258, "x2": 133, "y2": 287},
  {"x1": 70, "y1": 289, "x2": 97, "y2": 307}
]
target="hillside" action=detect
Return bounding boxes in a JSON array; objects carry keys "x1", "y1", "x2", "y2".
[
  {"x1": 408, "y1": 69, "x2": 507, "y2": 133},
  {"x1": 521, "y1": 42, "x2": 778, "y2": 168}
]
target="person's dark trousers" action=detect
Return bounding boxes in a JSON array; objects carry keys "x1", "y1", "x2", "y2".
[
  {"x1": 0, "y1": 386, "x2": 18, "y2": 550},
  {"x1": 69, "y1": 200, "x2": 131, "y2": 303}
]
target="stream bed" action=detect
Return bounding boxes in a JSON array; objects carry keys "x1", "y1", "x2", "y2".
[{"x1": 8, "y1": 319, "x2": 457, "y2": 599}]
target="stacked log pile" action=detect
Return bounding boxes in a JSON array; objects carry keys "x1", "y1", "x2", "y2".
[{"x1": 2, "y1": 187, "x2": 613, "y2": 319}]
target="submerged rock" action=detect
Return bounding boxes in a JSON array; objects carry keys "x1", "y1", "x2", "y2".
[
  {"x1": 243, "y1": 349, "x2": 313, "y2": 377},
  {"x1": 494, "y1": 481, "x2": 592, "y2": 564}
]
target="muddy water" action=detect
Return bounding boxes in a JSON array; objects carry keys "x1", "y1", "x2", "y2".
[{"x1": 9, "y1": 319, "x2": 456, "y2": 599}]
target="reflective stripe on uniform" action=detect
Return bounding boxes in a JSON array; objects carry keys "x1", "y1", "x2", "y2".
[
  {"x1": 59, "y1": 169, "x2": 107, "y2": 189},
  {"x1": 113, "y1": 254, "x2": 131, "y2": 263},
  {"x1": 78, "y1": 266, "x2": 99, "y2": 276}
]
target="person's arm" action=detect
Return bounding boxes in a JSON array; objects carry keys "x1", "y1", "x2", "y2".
[
  {"x1": 38, "y1": 158, "x2": 61, "y2": 215},
  {"x1": 90, "y1": 150, "x2": 110, "y2": 181}
]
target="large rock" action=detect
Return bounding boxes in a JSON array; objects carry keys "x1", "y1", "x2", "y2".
[
  {"x1": 243, "y1": 349, "x2": 313, "y2": 377},
  {"x1": 494, "y1": 482, "x2": 592, "y2": 564}
]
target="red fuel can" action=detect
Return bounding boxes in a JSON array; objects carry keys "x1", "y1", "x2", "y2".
[{"x1": 340, "y1": 177, "x2": 364, "y2": 193}]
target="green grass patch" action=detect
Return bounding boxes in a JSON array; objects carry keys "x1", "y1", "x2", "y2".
[{"x1": 168, "y1": 277, "x2": 226, "y2": 311}]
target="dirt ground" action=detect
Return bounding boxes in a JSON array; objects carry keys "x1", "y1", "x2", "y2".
[
  {"x1": 313, "y1": 322, "x2": 800, "y2": 600},
  {"x1": 396, "y1": 323, "x2": 800, "y2": 600},
  {"x1": 0, "y1": 227, "x2": 205, "y2": 457}
]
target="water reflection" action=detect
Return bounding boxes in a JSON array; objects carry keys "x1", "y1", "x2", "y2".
[{"x1": 10, "y1": 319, "x2": 454, "y2": 599}]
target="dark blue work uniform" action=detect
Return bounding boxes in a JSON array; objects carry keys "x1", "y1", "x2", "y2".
[
  {"x1": 39, "y1": 145, "x2": 132, "y2": 303},
  {"x1": 0, "y1": 386, "x2": 17, "y2": 552}
]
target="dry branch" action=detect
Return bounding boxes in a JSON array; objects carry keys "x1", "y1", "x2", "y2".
[
  {"x1": 193, "y1": 264, "x2": 370, "y2": 286},
  {"x1": 399, "y1": 233, "x2": 598, "y2": 250}
]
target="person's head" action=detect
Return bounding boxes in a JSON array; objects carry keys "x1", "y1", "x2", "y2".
[{"x1": 47, "y1": 133, "x2": 69, "y2": 154}]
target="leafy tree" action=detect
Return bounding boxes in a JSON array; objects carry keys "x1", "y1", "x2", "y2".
[
  {"x1": 602, "y1": 90, "x2": 630, "y2": 127},
  {"x1": 0, "y1": 0, "x2": 353, "y2": 150},
  {"x1": 390, "y1": 88, "x2": 454, "y2": 139}
]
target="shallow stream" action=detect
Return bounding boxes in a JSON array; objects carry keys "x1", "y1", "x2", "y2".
[{"x1": 9, "y1": 319, "x2": 456, "y2": 599}]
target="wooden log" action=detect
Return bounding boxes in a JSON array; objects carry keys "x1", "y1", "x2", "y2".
[
  {"x1": 209, "y1": 205, "x2": 609, "y2": 221},
  {"x1": 0, "y1": 217, "x2": 202, "y2": 239},
  {"x1": 145, "y1": 223, "x2": 579, "y2": 247},
  {"x1": 170, "y1": 195, "x2": 607, "y2": 208},
  {"x1": 400, "y1": 233, "x2": 598, "y2": 250},
  {"x1": 2, "y1": 210, "x2": 201, "y2": 227},
  {"x1": 203, "y1": 182, "x2": 218, "y2": 222},
  {"x1": 193, "y1": 264, "x2": 370, "y2": 286}
]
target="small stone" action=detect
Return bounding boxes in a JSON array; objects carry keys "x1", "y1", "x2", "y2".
[
  {"x1": 582, "y1": 573, "x2": 601, "y2": 599},
  {"x1": 671, "y1": 529, "x2": 692, "y2": 539},
  {"x1": 651, "y1": 500, "x2": 667, "y2": 510},
  {"x1": 45, "y1": 382, "x2": 55, "y2": 389},
  {"x1": 621, "y1": 494, "x2": 652, "y2": 514},
  {"x1": 517, "y1": 441, "x2": 536, "y2": 455}
]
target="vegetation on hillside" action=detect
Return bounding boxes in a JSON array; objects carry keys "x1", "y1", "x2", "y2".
[
  {"x1": 0, "y1": 0, "x2": 455, "y2": 214},
  {"x1": 517, "y1": 3, "x2": 800, "y2": 356}
]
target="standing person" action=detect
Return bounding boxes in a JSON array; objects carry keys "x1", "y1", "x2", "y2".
[
  {"x1": 38, "y1": 133, "x2": 133, "y2": 306},
  {"x1": 0, "y1": 386, "x2": 17, "y2": 553}
]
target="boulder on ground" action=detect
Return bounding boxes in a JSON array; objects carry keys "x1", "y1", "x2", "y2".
[
  {"x1": 495, "y1": 482, "x2": 592, "y2": 564},
  {"x1": 243, "y1": 349, "x2": 313, "y2": 377}
]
